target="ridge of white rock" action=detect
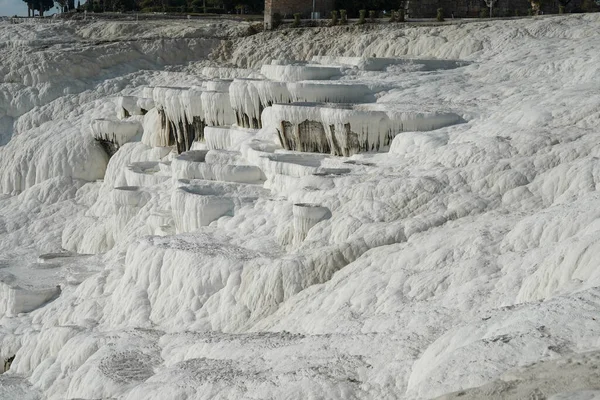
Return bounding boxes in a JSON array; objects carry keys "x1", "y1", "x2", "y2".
[
  {"x1": 204, "y1": 126, "x2": 256, "y2": 150},
  {"x1": 90, "y1": 118, "x2": 142, "y2": 156},
  {"x1": 172, "y1": 180, "x2": 268, "y2": 233},
  {"x1": 201, "y1": 90, "x2": 236, "y2": 127},
  {"x1": 229, "y1": 79, "x2": 376, "y2": 129},
  {"x1": 172, "y1": 150, "x2": 264, "y2": 183},
  {"x1": 277, "y1": 203, "x2": 331, "y2": 246},
  {"x1": 260, "y1": 64, "x2": 344, "y2": 82},
  {"x1": 311, "y1": 56, "x2": 469, "y2": 71},
  {"x1": 116, "y1": 96, "x2": 144, "y2": 119},
  {"x1": 264, "y1": 102, "x2": 463, "y2": 156}
]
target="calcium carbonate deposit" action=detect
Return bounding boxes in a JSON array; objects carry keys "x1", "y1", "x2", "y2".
[{"x1": 1, "y1": 14, "x2": 600, "y2": 400}]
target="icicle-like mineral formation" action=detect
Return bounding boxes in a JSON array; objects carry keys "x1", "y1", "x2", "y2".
[
  {"x1": 229, "y1": 79, "x2": 374, "y2": 129},
  {"x1": 171, "y1": 185, "x2": 235, "y2": 233},
  {"x1": 201, "y1": 91, "x2": 236, "y2": 127},
  {"x1": 263, "y1": 103, "x2": 463, "y2": 156},
  {"x1": 229, "y1": 79, "x2": 265, "y2": 129},
  {"x1": 90, "y1": 119, "x2": 142, "y2": 157},
  {"x1": 292, "y1": 203, "x2": 331, "y2": 244},
  {"x1": 152, "y1": 86, "x2": 205, "y2": 153},
  {"x1": 204, "y1": 126, "x2": 255, "y2": 150}
]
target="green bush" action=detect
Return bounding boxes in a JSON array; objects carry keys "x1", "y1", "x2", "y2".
[
  {"x1": 436, "y1": 7, "x2": 444, "y2": 21},
  {"x1": 330, "y1": 10, "x2": 338, "y2": 25},
  {"x1": 479, "y1": 8, "x2": 488, "y2": 17},
  {"x1": 558, "y1": 4, "x2": 565, "y2": 12},
  {"x1": 358, "y1": 9, "x2": 366, "y2": 24},
  {"x1": 389, "y1": 10, "x2": 397, "y2": 22},
  {"x1": 246, "y1": 23, "x2": 263, "y2": 35},
  {"x1": 292, "y1": 13, "x2": 301, "y2": 27},
  {"x1": 369, "y1": 10, "x2": 376, "y2": 22},
  {"x1": 398, "y1": 8, "x2": 405, "y2": 22},
  {"x1": 340, "y1": 9, "x2": 347, "y2": 24}
]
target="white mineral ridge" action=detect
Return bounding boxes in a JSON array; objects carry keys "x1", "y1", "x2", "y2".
[
  {"x1": 116, "y1": 96, "x2": 144, "y2": 119},
  {"x1": 90, "y1": 118, "x2": 142, "y2": 147},
  {"x1": 1, "y1": 14, "x2": 600, "y2": 400},
  {"x1": 203, "y1": 126, "x2": 256, "y2": 150},
  {"x1": 0, "y1": 120, "x2": 108, "y2": 194},
  {"x1": 260, "y1": 64, "x2": 344, "y2": 82}
]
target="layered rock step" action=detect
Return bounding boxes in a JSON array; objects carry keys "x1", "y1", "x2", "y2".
[
  {"x1": 90, "y1": 119, "x2": 142, "y2": 157},
  {"x1": 260, "y1": 62, "x2": 344, "y2": 82},
  {"x1": 171, "y1": 150, "x2": 264, "y2": 184},
  {"x1": 125, "y1": 161, "x2": 171, "y2": 187},
  {"x1": 204, "y1": 126, "x2": 255, "y2": 150},
  {"x1": 311, "y1": 56, "x2": 470, "y2": 71},
  {"x1": 152, "y1": 86, "x2": 205, "y2": 153},
  {"x1": 264, "y1": 102, "x2": 463, "y2": 157},
  {"x1": 171, "y1": 180, "x2": 268, "y2": 233},
  {"x1": 115, "y1": 96, "x2": 145, "y2": 119},
  {"x1": 0, "y1": 254, "x2": 90, "y2": 316},
  {"x1": 230, "y1": 79, "x2": 374, "y2": 129}
]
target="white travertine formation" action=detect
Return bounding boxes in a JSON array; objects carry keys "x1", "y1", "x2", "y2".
[
  {"x1": 5, "y1": 16, "x2": 600, "y2": 400},
  {"x1": 111, "y1": 186, "x2": 150, "y2": 209},
  {"x1": 263, "y1": 102, "x2": 462, "y2": 156},
  {"x1": 254, "y1": 152, "x2": 327, "y2": 178},
  {"x1": 170, "y1": 180, "x2": 269, "y2": 234},
  {"x1": 260, "y1": 64, "x2": 343, "y2": 82},
  {"x1": 229, "y1": 79, "x2": 374, "y2": 129},
  {"x1": 0, "y1": 121, "x2": 108, "y2": 194},
  {"x1": 205, "y1": 80, "x2": 233, "y2": 92},
  {"x1": 137, "y1": 97, "x2": 155, "y2": 113},
  {"x1": 171, "y1": 150, "x2": 263, "y2": 183},
  {"x1": 291, "y1": 203, "x2": 331, "y2": 244},
  {"x1": 201, "y1": 67, "x2": 255, "y2": 79},
  {"x1": 0, "y1": 282, "x2": 60, "y2": 317},
  {"x1": 204, "y1": 126, "x2": 255, "y2": 150},
  {"x1": 116, "y1": 96, "x2": 144, "y2": 119},
  {"x1": 124, "y1": 161, "x2": 170, "y2": 187},
  {"x1": 200, "y1": 91, "x2": 236, "y2": 127},
  {"x1": 152, "y1": 86, "x2": 205, "y2": 152},
  {"x1": 171, "y1": 185, "x2": 235, "y2": 233},
  {"x1": 90, "y1": 118, "x2": 142, "y2": 154},
  {"x1": 229, "y1": 79, "x2": 265, "y2": 129},
  {"x1": 311, "y1": 56, "x2": 469, "y2": 71},
  {"x1": 146, "y1": 210, "x2": 174, "y2": 236}
]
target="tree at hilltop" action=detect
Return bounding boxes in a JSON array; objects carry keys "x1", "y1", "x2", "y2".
[{"x1": 22, "y1": 0, "x2": 55, "y2": 16}]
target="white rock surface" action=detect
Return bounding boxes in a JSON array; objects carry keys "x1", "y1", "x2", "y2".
[
  {"x1": 1, "y1": 14, "x2": 600, "y2": 400},
  {"x1": 90, "y1": 118, "x2": 142, "y2": 148}
]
